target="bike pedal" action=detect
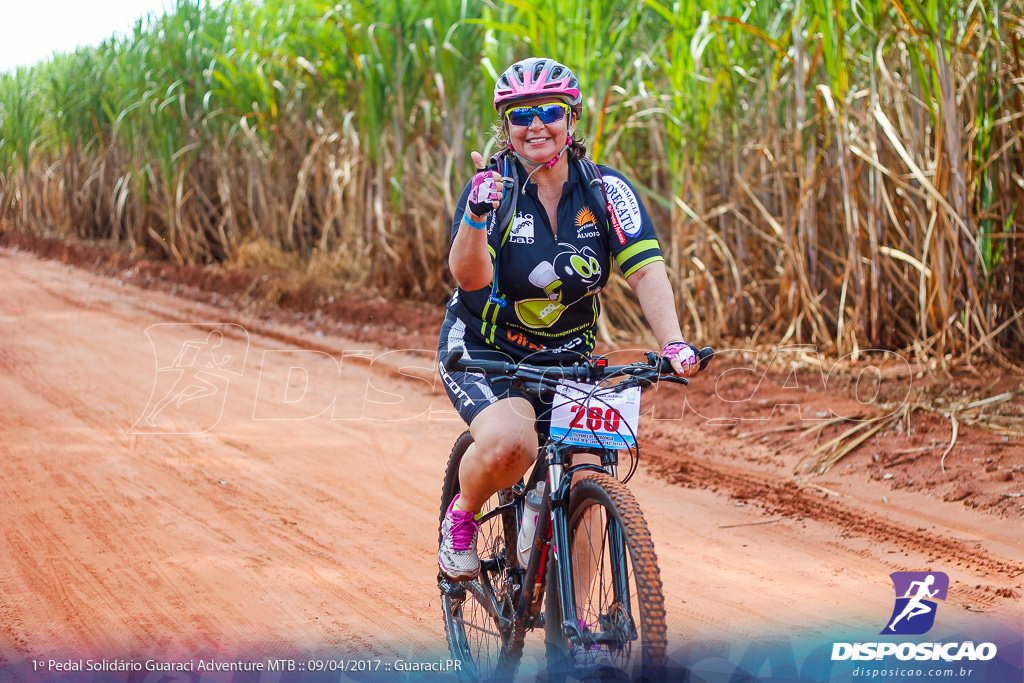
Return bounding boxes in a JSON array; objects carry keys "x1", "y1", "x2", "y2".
[{"x1": 437, "y1": 577, "x2": 468, "y2": 597}]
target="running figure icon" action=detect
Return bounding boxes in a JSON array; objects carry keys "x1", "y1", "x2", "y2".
[
  {"x1": 888, "y1": 575, "x2": 938, "y2": 630},
  {"x1": 131, "y1": 323, "x2": 249, "y2": 434},
  {"x1": 142, "y1": 329, "x2": 232, "y2": 425},
  {"x1": 881, "y1": 571, "x2": 948, "y2": 635}
]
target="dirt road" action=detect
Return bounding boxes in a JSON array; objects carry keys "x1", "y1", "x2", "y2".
[{"x1": 1, "y1": 246, "x2": 1021, "y2": 681}]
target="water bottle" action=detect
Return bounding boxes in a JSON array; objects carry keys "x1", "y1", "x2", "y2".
[{"x1": 517, "y1": 482, "x2": 546, "y2": 567}]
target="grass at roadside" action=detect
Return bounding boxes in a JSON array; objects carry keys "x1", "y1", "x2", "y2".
[{"x1": 0, "y1": 0, "x2": 1021, "y2": 368}]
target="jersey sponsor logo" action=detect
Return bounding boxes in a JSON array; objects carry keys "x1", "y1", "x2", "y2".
[
  {"x1": 575, "y1": 206, "x2": 601, "y2": 239},
  {"x1": 602, "y1": 176, "x2": 642, "y2": 239},
  {"x1": 506, "y1": 329, "x2": 545, "y2": 351},
  {"x1": 509, "y1": 212, "x2": 535, "y2": 244},
  {"x1": 607, "y1": 202, "x2": 627, "y2": 245},
  {"x1": 575, "y1": 206, "x2": 597, "y2": 226},
  {"x1": 548, "y1": 334, "x2": 586, "y2": 354}
]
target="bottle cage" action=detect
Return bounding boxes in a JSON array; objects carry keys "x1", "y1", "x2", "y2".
[{"x1": 484, "y1": 153, "x2": 612, "y2": 309}]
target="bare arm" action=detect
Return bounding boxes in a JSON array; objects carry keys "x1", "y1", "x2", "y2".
[
  {"x1": 626, "y1": 260, "x2": 697, "y2": 376},
  {"x1": 449, "y1": 150, "x2": 501, "y2": 291},
  {"x1": 449, "y1": 211, "x2": 494, "y2": 291}
]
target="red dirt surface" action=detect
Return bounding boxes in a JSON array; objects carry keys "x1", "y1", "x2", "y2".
[{"x1": 1, "y1": 232, "x2": 1022, "y2": 680}]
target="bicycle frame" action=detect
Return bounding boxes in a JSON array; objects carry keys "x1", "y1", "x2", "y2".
[
  {"x1": 440, "y1": 346, "x2": 713, "y2": 670},
  {"x1": 510, "y1": 439, "x2": 632, "y2": 648}
]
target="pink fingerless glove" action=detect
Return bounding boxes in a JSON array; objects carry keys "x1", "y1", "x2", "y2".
[
  {"x1": 661, "y1": 340, "x2": 698, "y2": 367},
  {"x1": 467, "y1": 171, "x2": 502, "y2": 216}
]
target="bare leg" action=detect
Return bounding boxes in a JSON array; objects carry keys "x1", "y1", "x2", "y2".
[{"x1": 457, "y1": 397, "x2": 538, "y2": 513}]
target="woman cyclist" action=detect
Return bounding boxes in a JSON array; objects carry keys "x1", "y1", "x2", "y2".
[{"x1": 437, "y1": 57, "x2": 700, "y2": 581}]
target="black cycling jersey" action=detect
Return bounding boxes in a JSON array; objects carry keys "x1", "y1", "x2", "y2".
[{"x1": 444, "y1": 157, "x2": 664, "y2": 365}]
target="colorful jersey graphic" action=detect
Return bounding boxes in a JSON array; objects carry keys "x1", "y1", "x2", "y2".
[{"x1": 445, "y1": 159, "x2": 664, "y2": 363}]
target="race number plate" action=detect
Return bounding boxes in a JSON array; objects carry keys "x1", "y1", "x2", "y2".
[{"x1": 549, "y1": 380, "x2": 642, "y2": 449}]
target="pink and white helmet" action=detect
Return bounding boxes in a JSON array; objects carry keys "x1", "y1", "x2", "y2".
[{"x1": 493, "y1": 57, "x2": 582, "y2": 112}]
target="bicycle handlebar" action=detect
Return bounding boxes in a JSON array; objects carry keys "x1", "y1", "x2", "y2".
[{"x1": 442, "y1": 346, "x2": 714, "y2": 392}]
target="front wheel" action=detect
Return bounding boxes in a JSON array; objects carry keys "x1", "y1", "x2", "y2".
[
  {"x1": 544, "y1": 472, "x2": 667, "y2": 682},
  {"x1": 438, "y1": 431, "x2": 525, "y2": 682}
]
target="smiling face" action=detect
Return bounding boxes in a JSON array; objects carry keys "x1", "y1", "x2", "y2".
[{"x1": 503, "y1": 96, "x2": 575, "y2": 166}]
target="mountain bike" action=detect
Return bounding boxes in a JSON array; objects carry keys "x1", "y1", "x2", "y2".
[{"x1": 437, "y1": 346, "x2": 713, "y2": 682}]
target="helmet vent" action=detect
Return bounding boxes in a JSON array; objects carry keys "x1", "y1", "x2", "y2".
[{"x1": 493, "y1": 57, "x2": 583, "y2": 110}]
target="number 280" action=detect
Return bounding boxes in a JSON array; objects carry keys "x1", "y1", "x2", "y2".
[{"x1": 568, "y1": 404, "x2": 621, "y2": 431}]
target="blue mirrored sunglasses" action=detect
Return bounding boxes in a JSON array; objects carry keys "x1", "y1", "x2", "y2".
[{"x1": 504, "y1": 102, "x2": 570, "y2": 127}]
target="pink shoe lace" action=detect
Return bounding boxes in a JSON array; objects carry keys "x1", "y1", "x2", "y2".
[{"x1": 448, "y1": 509, "x2": 479, "y2": 551}]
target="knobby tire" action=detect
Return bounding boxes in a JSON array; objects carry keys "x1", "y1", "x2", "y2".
[{"x1": 544, "y1": 471, "x2": 668, "y2": 682}]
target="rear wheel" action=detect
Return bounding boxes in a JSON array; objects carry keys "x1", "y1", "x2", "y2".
[
  {"x1": 544, "y1": 472, "x2": 667, "y2": 682},
  {"x1": 438, "y1": 431, "x2": 525, "y2": 681}
]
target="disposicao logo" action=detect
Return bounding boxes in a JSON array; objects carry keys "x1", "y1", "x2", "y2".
[
  {"x1": 831, "y1": 570, "x2": 998, "y2": 663},
  {"x1": 881, "y1": 571, "x2": 948, "y2": 635}
]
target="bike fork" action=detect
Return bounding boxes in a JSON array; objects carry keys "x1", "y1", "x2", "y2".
[
  {"x1": 545, "y1": 459, "x2": 594, "y2": 646},
  {"x1": 551, "y1": 467, "x2": 634, "y2": 648}
]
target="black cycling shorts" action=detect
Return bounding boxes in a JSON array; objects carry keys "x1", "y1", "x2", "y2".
[{"x1": 437, "y1": 311, "x2": 551, "y2": 426}]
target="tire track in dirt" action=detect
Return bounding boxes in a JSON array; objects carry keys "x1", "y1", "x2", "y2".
[{"x1": 644, "y1": 441, "x2": 1024, "y2": 582}]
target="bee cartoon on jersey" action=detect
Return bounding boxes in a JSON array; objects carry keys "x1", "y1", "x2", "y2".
[{"x1": 515, "y1": 244, "x2": 603, "y2": 329}]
